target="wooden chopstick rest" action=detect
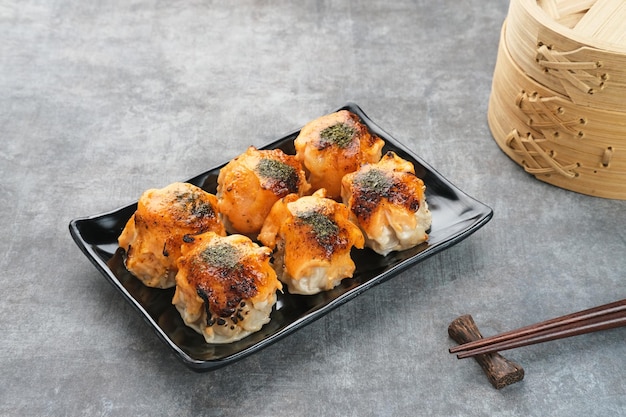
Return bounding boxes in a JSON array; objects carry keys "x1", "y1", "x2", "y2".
[
  {"x1": 448, "y1": 315, "x2": 525, "y2": 389},
  {"x1": 450, "y1": 298, "x2": 626, "y2": 358}
]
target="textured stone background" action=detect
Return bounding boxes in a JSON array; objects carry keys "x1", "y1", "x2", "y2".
[{"x1": 1, "y1": 1, "x2": 625, "y2": 416}]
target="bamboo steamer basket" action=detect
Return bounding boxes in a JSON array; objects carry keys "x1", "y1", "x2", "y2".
[
  {"x1": 505, "y1": 0, "x2": 626, "y2": 112},
  {"x1": 488, "y1": 19, "x2": 626, "y2": 199}
]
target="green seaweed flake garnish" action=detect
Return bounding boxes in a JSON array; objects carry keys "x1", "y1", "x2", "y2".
[
  {"x1": 320, "y1": 123, "x2": 356, "y2": 148},
  {"x1": 297, "y1": 211, "x2": 339, "y2": 240},
  {"x1": 200, "y1": 242, "x2": 241, "y2": 270},
  {"x1": 355, "y1": 169, "x2": 393, "y2": 196},
  {"x1": 175, "y1": 191, "x2": 214, "y2": 217},
  {"x1": 256, "y1": 158, "x2": 298, "y2": 192}
]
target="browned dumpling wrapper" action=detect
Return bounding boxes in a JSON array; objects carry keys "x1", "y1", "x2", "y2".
[
  {"x1": 172, "y1": 232, "x2": 282, "y2": 344},
  {"x1": 341, "y1": 151, "x2": 432, "y2": 256},
  {"x1": 294, "y1": 110, "x2": 385, "y2": 200},
  {"x1": 118, "y1": 182, "x2": 226, "y2": 289},
  {"x1": 217, "y1": 146, "x2": 310, "y2": 237},
  {"x1": 258, "y1": 189, "x2": 365, "y2": 295}
]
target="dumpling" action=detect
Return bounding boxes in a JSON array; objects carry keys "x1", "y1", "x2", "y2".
[
  {"x1": 217, "y1": 146, "x2": 310, "y2": 237},
  {"x1": 258, "y1": 189, "x2": 364, "y2": 295},
  {"x1": 172, "y1": 232, "x2": 282, "y2": 344},
  {"x1": 118, "y1": 182, "x2": 226, "y2": 289},
  {"x1": 341, "y1": 151, "x2": 432, "y2": 256},
  {"x1": 294, "y1": 110, "x2": 385, "y2": 200}
]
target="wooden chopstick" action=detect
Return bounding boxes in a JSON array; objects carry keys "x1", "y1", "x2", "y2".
[
  {"x1": 456, "y1": 311, "x2": 626, "y2": 358},
  {"x1": 450, "y1": 298, "x2": 626, "y2": 359},
  {"x1": 449, "y1": 298, "x2": 626, "y2": 354}
]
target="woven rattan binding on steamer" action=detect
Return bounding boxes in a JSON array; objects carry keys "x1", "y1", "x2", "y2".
[
  {"x1": 505, "y1": 130, "x2": 580, "y2": 178},
  {"x1": 504, "y1": 0, "x2": 626, "y2": 112},
  {"x1": 488, "y1": 21, "x2": 626, "y2": 199}
]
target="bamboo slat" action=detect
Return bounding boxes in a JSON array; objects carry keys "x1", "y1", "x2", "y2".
[
  {"x1": 556, "y1": 0, "x2": 595, "y2": 17},
  {"x1": 574, "y1": 0, "x2": 626, "y2": 44},
  {"x1": 556, "y1": 11, "x2": 586, "y2": 29}
]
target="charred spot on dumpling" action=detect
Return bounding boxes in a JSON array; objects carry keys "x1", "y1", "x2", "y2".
[
  {"x1": 256, "y1": 158, "x2": 299, "y2": 195},
  {"x1": 318, "y1": 123, "x2": 357, "y2": 149},
  {"x1": 196, "y1": 288, "x2": 214, "y2": 326},
  {"x1": 389, "y1": 181, "x2": 422, "y2": 212}
]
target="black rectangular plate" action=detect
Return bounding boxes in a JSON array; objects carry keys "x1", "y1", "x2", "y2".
[{"x1": 69, "y1": 102, "x2": 493, "y2": 372}]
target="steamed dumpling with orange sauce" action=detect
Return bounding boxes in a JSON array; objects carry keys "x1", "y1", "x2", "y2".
[
  {"x1": 118, "y1": 182, "x2": 226, "y2": 288},
  {"x1": 172, "y1": 232, "x2": 282, "y2": 343},
  {"x1": 341, "y1": 151, "x2": 431, "y2": 256},
  {"x1": 294, "y1": 110, "x2": 385, "y2": 200},
  {"x1": 258, "y1": 189, "x2": 364, "y2": 295},
  {"x1": 217, "y1": 146, "x2": 310, "y2": 237}
]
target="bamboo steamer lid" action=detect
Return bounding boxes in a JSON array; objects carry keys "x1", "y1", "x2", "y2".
[
  {"x1": 488, "y1": 19, "x2": 626, "y2": 199},
  {"x1": 505, "y1": 0, "x2": 626, "y2": 112}
]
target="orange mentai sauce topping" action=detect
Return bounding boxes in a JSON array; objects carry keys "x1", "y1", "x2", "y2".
[
  {"x1": 117, "y1": 182, "x2": 226, "y2": 289},
  {"x1": 294, "y1": 110, "x2": 385, "y2": 200},
  {"x1": 176, "y1": 233, "x2": 278, "y2": 320},
  {"x1": 258, "y1": 189, "x2": 365, "y2": 294},
  {"x1": 217, "y1": 146, "x2": 310, "y2": 236},
  {"x1": 349, "y1": 165, "x2": 423, "y2": 225},
  {"x1": 291, "y1": 207, "x2": 348, "y2": 259},
  {"x1": 186, "y1": 242, "x2": 259, "y2": 318}
]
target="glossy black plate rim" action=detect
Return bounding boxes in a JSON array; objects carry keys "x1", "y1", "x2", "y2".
[{"x1": 69, "y1": 102, "x2": 493, "y2": 372}]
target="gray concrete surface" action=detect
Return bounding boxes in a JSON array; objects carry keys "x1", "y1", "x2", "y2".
[{"x1": 1, "y1": 1, "x2": 625, "y2": 416}]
